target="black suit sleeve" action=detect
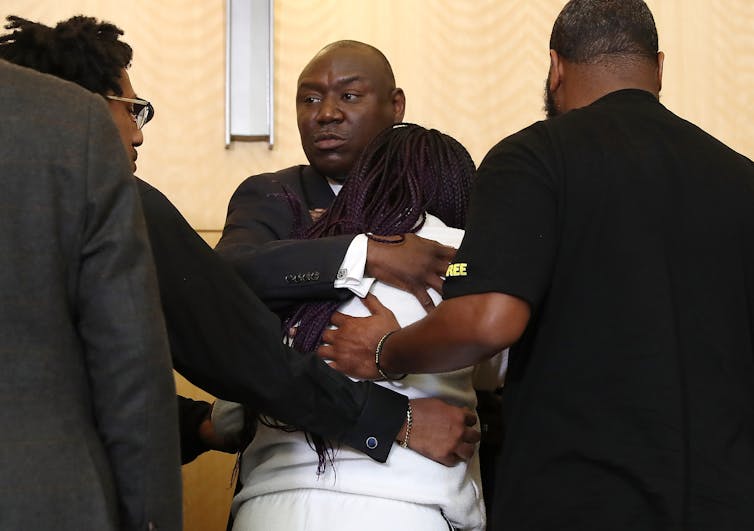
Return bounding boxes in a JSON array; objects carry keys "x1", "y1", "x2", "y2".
[
  {"x1": 138, "y1": 180, "x2": 404, "y2": 461},
  {"x1": 177, "y1": 396, "x2": 211, "y2": 464},
  {"x1": 215, "y1": 172, "x2": 354, "y2": 312}
]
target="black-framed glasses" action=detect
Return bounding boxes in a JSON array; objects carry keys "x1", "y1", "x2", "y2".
[{"x1": 106, "y1": 95, "x2": 155, "y2": 129}]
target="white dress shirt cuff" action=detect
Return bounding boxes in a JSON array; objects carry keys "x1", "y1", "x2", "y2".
[{"x1": 335, "y1": 234, "x2": 375, "y2": 297}]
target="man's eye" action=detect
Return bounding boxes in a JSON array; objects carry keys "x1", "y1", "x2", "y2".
[
  {"x1": 343, "y1": 93, "x2": 359, "y2": 101},
  {"x1": 302, "y1": 95, "x2": 321, "y2": 104}
]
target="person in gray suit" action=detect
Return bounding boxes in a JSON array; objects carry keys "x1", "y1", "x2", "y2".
[{"x1": 0, "y1": 59, "x2": 181, "y2": 530}]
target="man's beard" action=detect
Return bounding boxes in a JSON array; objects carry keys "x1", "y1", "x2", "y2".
[{"x1": 543, "y1": 72, "x2": 559, "y2": 119}]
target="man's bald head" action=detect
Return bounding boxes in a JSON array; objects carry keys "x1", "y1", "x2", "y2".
[
  {"x1": 303, "y1": 40, "x2": 397, "y2": 90},
  {"x1": 296, "y1": 40, "x2": 405, "y2": 181}
]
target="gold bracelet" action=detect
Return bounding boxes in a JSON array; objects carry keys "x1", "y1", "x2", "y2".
[
  {"x1": 400, "y1": 401, "x2": 413, "y2": 449},
  {"x1": 374, "y1": 330, "x2": 406, "y2": 381}
]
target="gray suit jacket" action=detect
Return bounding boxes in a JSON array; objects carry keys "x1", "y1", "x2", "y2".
[{"x1": 0, "y1": 61, "x2": 181, "y2": 530}]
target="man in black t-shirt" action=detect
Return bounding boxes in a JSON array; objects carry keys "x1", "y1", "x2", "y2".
[{"x1": 321, "y1": 1, "x2": 754, "y2": 529}]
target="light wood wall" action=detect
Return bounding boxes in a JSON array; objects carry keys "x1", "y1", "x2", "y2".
[
  {"x1": 3, "y1": 2, "x2": 753, "y2": 530},
  {"x1": 3, "y1": 1, "x2": 752, "y2": 236}
]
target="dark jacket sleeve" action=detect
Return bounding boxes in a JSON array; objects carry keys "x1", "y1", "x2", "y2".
[
  {"x1": 177, "y1": 396, "x2": 212, "y2": 464},
  {"x1": 137, "y1": 180, "x2": 405, "y2": 461},
  {"x1": 214, "y1": 169, "x2": 354, "y2": 313}
]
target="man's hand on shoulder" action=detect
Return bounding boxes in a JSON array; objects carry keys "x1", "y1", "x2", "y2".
[
  {"x1": 402, "y1": 398, "x2": 480, "y2": 466},
  {"x1": 365, "y1": 233, "x2": 456, "y2": 312}
]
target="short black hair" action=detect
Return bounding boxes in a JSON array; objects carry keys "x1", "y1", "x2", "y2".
[
  {"x1": 0, "y1": 15, "x2": 132, "y2": 96},
  {"x1": 550, "y1": 0, "x2": 658, "y2": 64}
]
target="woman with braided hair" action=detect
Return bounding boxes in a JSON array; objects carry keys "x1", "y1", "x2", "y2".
[
  {"x1": 285, "y1": 122, "x2": 474, "y2": 354},
  {"x1": 227, "y1": 123, "x2": 495, "y2": 530}
]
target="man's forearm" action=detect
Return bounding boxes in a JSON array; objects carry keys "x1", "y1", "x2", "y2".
[
  {"x1": 381, "y1": 292, "x2": 530, "y2": 374},
  {"x1": 218, "y1": 235, "x2": 356, "y2": 312}
]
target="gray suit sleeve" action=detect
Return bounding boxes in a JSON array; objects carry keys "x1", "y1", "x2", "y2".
[{"x1": 75, "y1": 99, "x2": 181, "y2": 530}]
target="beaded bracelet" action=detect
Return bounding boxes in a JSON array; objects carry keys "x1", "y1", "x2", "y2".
[
  {"x1": 366, "y1": 232, "x2": 406, "y2": 244},
  {"x1": 400, "y1": 401, "x2": 413, "y2": 448},
  {"x1": 375, "y1": 330, "x2": 407, "y2": 381}
]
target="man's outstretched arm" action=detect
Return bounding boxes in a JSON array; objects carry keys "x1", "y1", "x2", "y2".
[
  {"x1": 217, "y1": 171, "x2": 457, "y2": 313},
  {"x1": 215, "y1": 171, "x2": 355, "y2": 311},
  {"x1": 318, "y1": 292, "x2": 530, "y2": 379},
  {"x1": 140, "y1": 181, "x2": 477, "y2": 465}
]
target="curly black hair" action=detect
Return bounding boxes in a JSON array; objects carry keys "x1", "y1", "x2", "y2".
[{"x1": 0, "y1": 15, "x2": 132, "y2": 96}]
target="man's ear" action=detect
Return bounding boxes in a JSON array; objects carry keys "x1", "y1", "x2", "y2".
[
  {"x1": 656, "y1": 51, "x2": 665, "y2": 93},
  {"x1": 391, "y1": 87, "x2": 406, "y2": 123},
  {"x1": 548, "y1": 50, "x2": 563, "y2": 93}
]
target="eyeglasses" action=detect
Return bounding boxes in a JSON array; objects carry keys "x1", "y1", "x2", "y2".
[{"x1": 106, "y1": 95, "x2": 155, "y2": 129}]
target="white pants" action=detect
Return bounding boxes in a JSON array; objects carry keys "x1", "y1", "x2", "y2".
[{"x1": 232, "y1": 489, "x2": 455, "y2": 531}]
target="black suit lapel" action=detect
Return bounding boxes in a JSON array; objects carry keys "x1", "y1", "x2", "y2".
[{"x1": 299, "y1": 166, "x2": 335, "y2": 210}]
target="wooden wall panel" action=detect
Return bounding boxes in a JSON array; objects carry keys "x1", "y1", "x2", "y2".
[{"x1": 3, "y1": 0, "x2": 751, "y2": 235}]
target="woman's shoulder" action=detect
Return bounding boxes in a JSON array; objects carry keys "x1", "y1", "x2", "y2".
[{"x1": 417, "y1": 214, "x2": 464, "y2": 248}]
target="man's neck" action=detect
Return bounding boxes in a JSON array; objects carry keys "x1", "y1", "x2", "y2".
[{"x1": 562, "y1": 60, "x2": 661, "y2": 111}]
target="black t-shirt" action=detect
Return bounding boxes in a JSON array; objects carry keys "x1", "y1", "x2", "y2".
[{"x1": 445, "y1": 90, "x2": 754, "y2": 530}]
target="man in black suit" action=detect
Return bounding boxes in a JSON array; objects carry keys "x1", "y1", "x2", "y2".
[
  {"x1": 0, "y1": 16, "x2": 479, "y2": 466},
  {"x1": 217, "y1": 40, "x2": 455, "y2": 315}
]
